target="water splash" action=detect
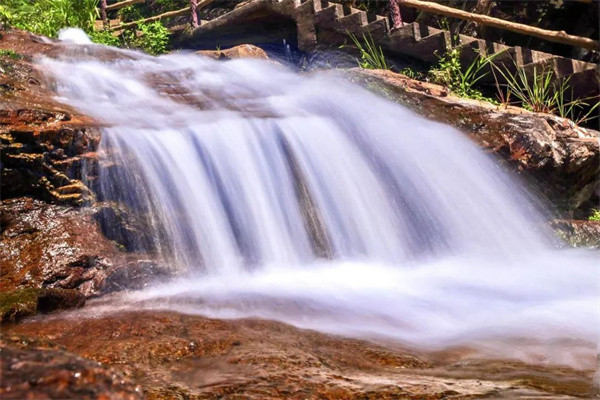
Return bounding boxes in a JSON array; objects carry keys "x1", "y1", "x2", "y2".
[{"x1": 39, "y1": 38, "x2": 597, "y2": 367}]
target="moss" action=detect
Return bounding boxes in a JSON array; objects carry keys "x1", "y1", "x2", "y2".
[
  {"x1": 0, "y1": 287, "x2": 40, "y2": 323},
  {"x1": 0, "y1": 287, "x2": 85, "y2": 324},
  {"x1": 0, "y1": 49, "x2": 22, "y2": 60}
]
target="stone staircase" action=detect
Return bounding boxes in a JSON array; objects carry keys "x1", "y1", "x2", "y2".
[{"x1": 176, "y1": 0, "x2": 598, "y2": 98}]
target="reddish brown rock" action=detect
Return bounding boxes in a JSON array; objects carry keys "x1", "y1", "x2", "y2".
[
  {"x1": 0, "y1": 287, "x2": 85, "y2": 324},
  {"x1": 0, "y1": 335, "x2": 143, "y2": 400},
  {"x1": 0, "y1": 197, "x2": 172, "y2": 299},
  {"x1": 5, "y1": 310, "x2": 594, "y2": 399},
  {"x1": 0, "y1": 198, "x2": 118, "y2": 297},
  {"x1": 348, "y1": 69, "x2": 599, "y2": 217},
  {"x1": 197, "y1": 44, "x2": 269, "y2": 60},
  {"x1": 0, "y1": 29, "x2": 102, "y2": 206}
]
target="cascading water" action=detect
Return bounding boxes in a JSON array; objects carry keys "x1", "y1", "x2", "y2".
[{"x1": 43, "y1": 33, "x2": 597, "y2": 367}]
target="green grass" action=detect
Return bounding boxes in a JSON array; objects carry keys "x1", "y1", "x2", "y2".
[
  {"x1": 429, "y1": 47, "x2": 499, "y2": 103},
  {"x1": 348, "y1": 32, "x2": 389, "y2": 70},
  {"x1": 494, "y1": 62, "x2": 600, "y2": 125}
]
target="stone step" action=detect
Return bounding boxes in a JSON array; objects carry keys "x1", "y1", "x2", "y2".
[
  {"x1": 181, "y1": 0, "x2": 598, "y2": 99},
  {"x1": 314, "y1": 2, "x2": 343, "y2": 26},
  {"x1": 382, "y1": 23, "x2": 419, "y2": 52},
  {"x1": 362, "y1": 18, "x2": 390, "y2": 41},
  {"x1": 413, "y1": 31, "x2": 451, "y2": 63},
  {"x1": 338, "y1": 9, "x2": 368, "y2": 34}
]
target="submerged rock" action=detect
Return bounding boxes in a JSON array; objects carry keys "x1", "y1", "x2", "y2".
[{"x1": 349, "y1": 69, "x2": 599, "y2": 217}]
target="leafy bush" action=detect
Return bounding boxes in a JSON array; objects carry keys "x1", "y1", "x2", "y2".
[
  {"x1": 348, "y1": 32, "x2": 388, "y2": 70},
  {"x1": 121, "y1": 21, "x2": 170, "y2": 55},
  {"x1": 136, "y1": 21, "x2": 170, "y2": 55},
  {"x1": 89, "y1": 29, "x2": 121, "y2": 47},
  {"x1": 429, "y1": 47, "x2": 497, "y2": 102},
  {"x1": 589, "y1": 209, "x2": 600, "y2": 222},
  {"x1": 1, "y1": 0, "x2": 98, "y2": 38}
]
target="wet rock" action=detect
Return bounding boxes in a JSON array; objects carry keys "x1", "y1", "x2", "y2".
[
  {"x1": 0, "y1": 111, "x2": 101, "y2": 206},
  {"x1": 102, "y1": 260, "x2": 172, "y2": 293},
  {"x1": 550, "y1": 219, "x2": 600, "y2": 248},
  {"x1": 6, "y1": 310, "x2": 594, "y2": 399},
  {"x1": 0, "y1": 335, "x2": 143, "y2": 400},
  {"x1": 93, "y1": 202, "x2": 156, "y2": 252},
  {"x1": 0, "y1": 288, "x2": 85, "y2": 324},
  {"x1": 0, "y1": 197, "x2": 118, "y2": 297},
  {"x1": 36, "y1": 287, "x2": 86, "y2": 314},
  {"x1": 197, "y1": 44, "x2": 269, "y2": 60},
  {"x1": 0, "y1": 30, "x2": 100, "y2": 206},
  {"x1": 0, "y1": 288, "x2": 39, "y2": 324},
  {"x1": 348, "y1": 69, "x2": 599, "y2": 217}
]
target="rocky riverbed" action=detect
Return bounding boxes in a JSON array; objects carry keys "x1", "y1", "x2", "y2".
[{"x1": 1, "y1": 28, "x2": 598, "y2": 399}]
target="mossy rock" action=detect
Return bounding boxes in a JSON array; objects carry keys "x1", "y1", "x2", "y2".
[
  {"x1": 0, "y1": 288, "x2": 39, "y2": 323},
  {"x1": 0, "y1": 288, "x2": 85, "y2": 324}
]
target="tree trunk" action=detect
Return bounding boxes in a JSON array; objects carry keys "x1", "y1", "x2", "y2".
[
  {"x1": 389, "y1": 0, "x2": 403, "y2": 29},
  {"x1": 190, "y1": 0, "x2": 199, "y2": 28},
  {"x1": 100, "y1": 0, "x2": 109, "y2": 28}
]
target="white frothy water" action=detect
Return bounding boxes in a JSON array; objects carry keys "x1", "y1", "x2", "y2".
[
  {"x1": 40, "y1": 35, "x2": 597, "y2": 367},
  {"x1": 58, "y1": 28, "x2": 93, "y2": 44}
]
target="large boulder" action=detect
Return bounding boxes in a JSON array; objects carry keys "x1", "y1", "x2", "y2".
[
  {"x1": 0, "y1": 198, "x2": 117, "y2": 297},
  {"x1": 0, "y1": 198, "x2": 172, "y2": 298},
  {"x1": 197, "y1": 44, "x2": 269, "y2": 60},
  {"x1": 348, "y1": 69, "x2": 599, "y2": 217}
]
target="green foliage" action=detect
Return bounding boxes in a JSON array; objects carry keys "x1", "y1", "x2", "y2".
[
  {"x1": 121, "y1": 22, "x2": 170, "y2": 55},
  {"x1": 137, "y1": 21, "x2": 169, "y2": 55},
  {"x1": 494, "y1": 64, "x2": 600, "y2": 125},
  {"x1": 589, "y1": 209, "x2": 600, "y2": 222},
  {"x1": 553, "y1": 77, "x2": 600, "y2": 125},
  {"x1": 494, "y1": 65, "x2": 556, "y2": 113},
  {"x1": 0, "y1": 49, "x2": 22, "y2": 59},
  {"x1": 348, "y1": 32, "x2": 388, "y2": 70},
  {"x1": 1, "y1": 0, "x2": 99, "y2": 38},
  {"x1": 118, "y1": 5, "x2": 145, "y2": 23},
  {"x1": 429, "y1": 47, "x2": 497, "y2": 102},
  {"x1": 0, "y1": 0, "x2": 172, "y2": 55},
  {"x1": 401, "y1": 67, "x2": 425, "y2": 81},
  {"x1": 89, "y1": 29, "x2": 120, "y2": 47}
]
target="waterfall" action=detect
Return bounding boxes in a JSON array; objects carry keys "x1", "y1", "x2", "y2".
[{"x1": 41, "y1": 38, "x2": 597, "y2": 366}]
